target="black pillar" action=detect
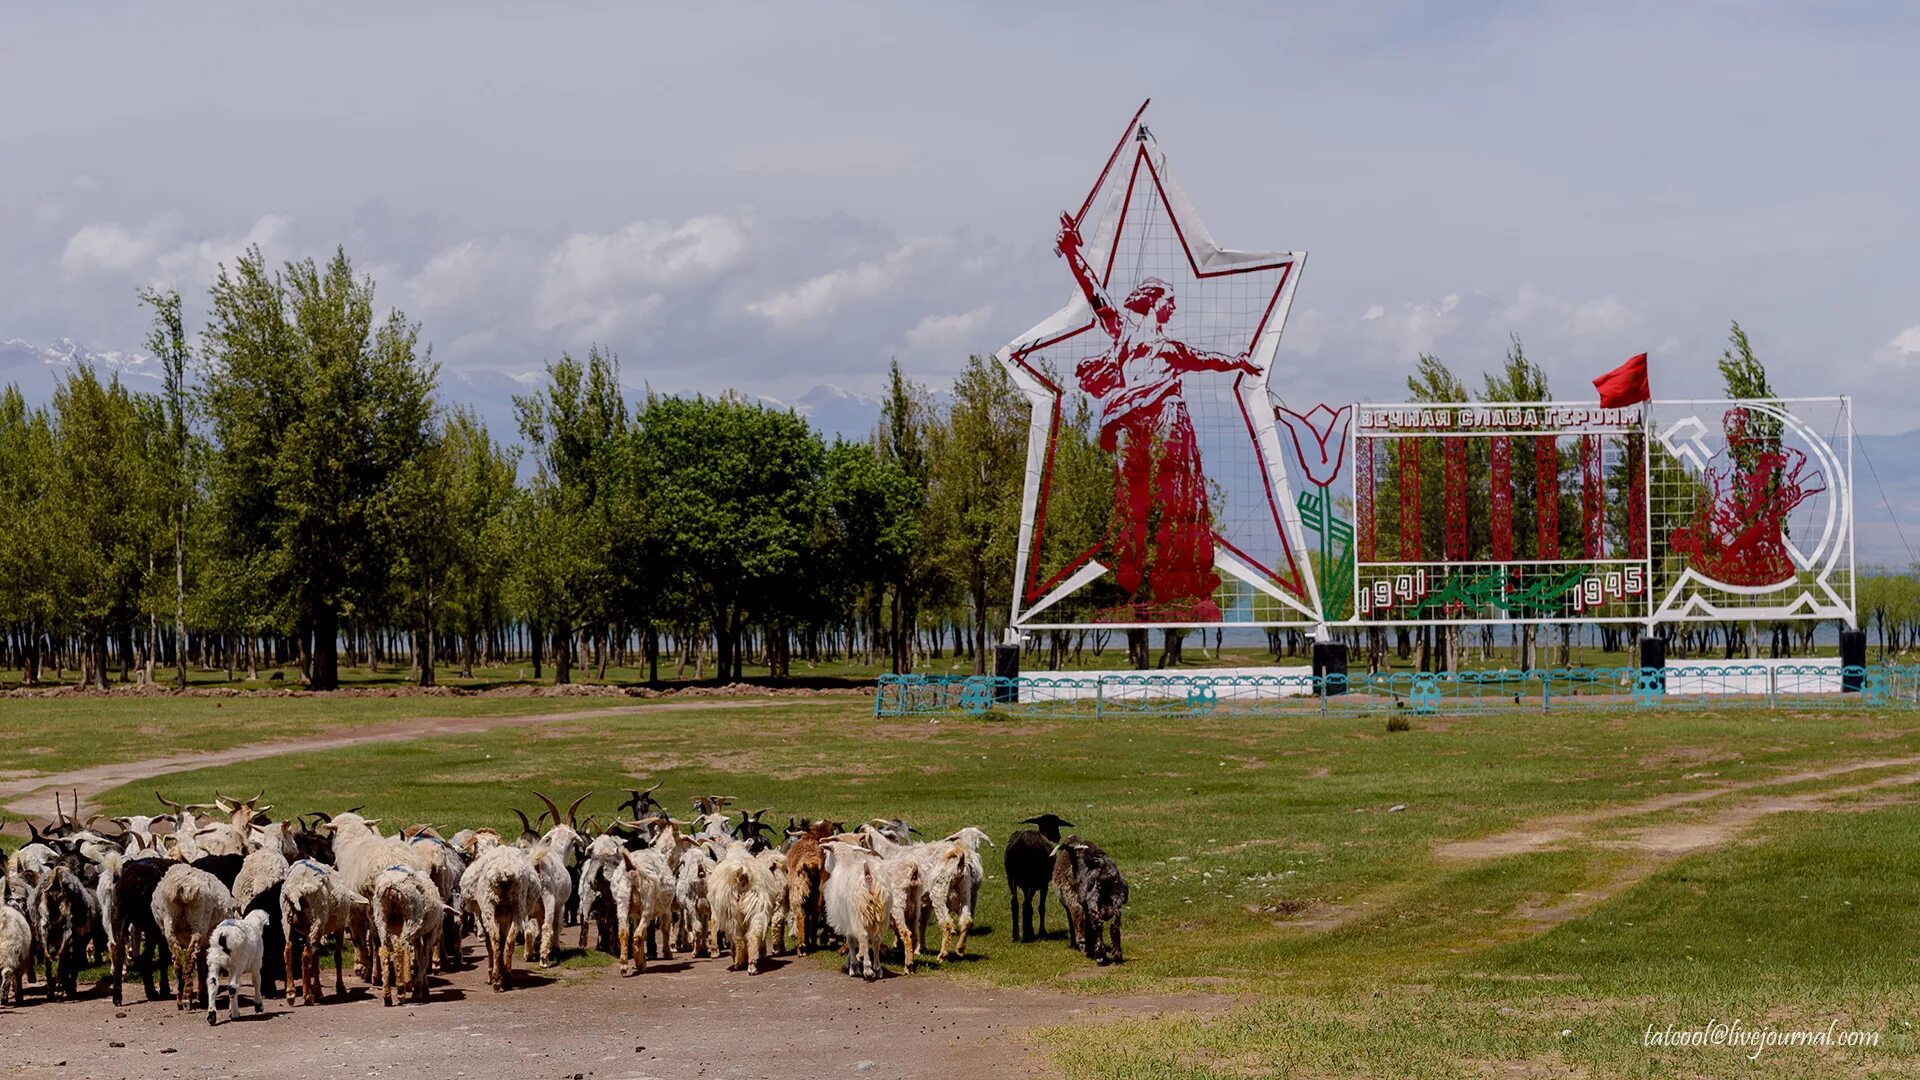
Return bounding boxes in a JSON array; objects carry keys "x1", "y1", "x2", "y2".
[
  {"x1": 1312, "y1": 640, "x2": 1349, "y2": 695},
  {"x1": 1638, "y1": 634, "x2": 1666, "y2": 695},
  {"x1": 993, "y1": 643, "x2": 1021, "y2": 704},
  {"x1": 1841, "y1": 629, "x2": 1867, "y2": 693}
]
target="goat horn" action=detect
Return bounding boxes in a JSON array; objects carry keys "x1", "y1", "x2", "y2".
[
  {"x1": 510, "y1": 808, "x2": 537, "y2": 836},
  {"x1": 530, "y1": 790, "x2": 562, "y2": 826},
  {"x1": 565, "y1": 791, "x2": 593, "y2": 828},
  {"x1": 642, "y1": 782, "x2": 661, "y2": 795},
  {"x1": 155, "y1": 792, "x2": 182, "y2": 810}
]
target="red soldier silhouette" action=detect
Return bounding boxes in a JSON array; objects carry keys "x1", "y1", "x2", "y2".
[
  {"x1": 1670, "y1": 408, "x2": 1825, "y2": 586},
  {"x1": 1056, "y1": 213, "x2": 1258, "y2": 621}
]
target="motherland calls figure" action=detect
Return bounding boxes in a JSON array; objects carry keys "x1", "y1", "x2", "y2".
[{"x1": 1055, "y1": 213, "x2": 1257, "y2": 621}]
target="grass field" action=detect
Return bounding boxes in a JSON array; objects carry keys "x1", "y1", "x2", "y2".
[{"x1": 5, "y1": 694, "x2": 1917, "y2": 1077}]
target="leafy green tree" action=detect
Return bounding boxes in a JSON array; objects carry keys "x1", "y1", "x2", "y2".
[
  {"x1": 512, "y1": 348, "x2": 627, "y2": 683},
  {"x1": 929, "y1": 356, "x2": 1025, "y2": 674},
  {"x1": 200, "y1": 246, "x2": 437, "y2": 689},
  {"x1": 140, "y1": 286, "x2": 195, "y2": 687},
  {"x1": 49, "y1": 366, "x2": 166, "y2": 686},
  {"x1": 0, "y1": 388, "x2": 60, "y2": 683}
]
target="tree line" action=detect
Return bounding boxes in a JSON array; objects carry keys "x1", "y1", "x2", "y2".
[
  {"x1": 1, "y1": 245, "x2": 1911, "y2": 689},
  {"x1": 0, "y1": 246, "x2": 1032, "y2": 689}
]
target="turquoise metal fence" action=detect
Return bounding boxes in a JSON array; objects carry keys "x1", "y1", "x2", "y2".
[{"x1": 874, "y1": 663, "x2": 1920, "y2": 719}]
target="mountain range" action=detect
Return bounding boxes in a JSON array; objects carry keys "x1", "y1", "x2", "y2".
[{"x1": 3, "y1": 336, "x2": 1914, "y2": 567}]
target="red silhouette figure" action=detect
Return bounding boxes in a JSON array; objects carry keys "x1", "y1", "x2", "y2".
[
  {"x1": 1056, "y1": 213, "x2": 1258, "y2": 621},
  {"x1": 1669, "y1": 408, "x2": 1825, "y2": 587}
]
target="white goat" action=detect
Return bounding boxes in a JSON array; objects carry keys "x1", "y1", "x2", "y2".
[
  {"x1": 231, "y1": 847, "x2": 289, "y2": 914},
  {"x1": 822, "y1": 841, "x2": 891, "y2": 981},
  {"x1": 321, "y1": 811, "x2": 425, "y2": 978},
  {"x1": 205, "y1": 909, "x2": 271, "y2": 1024},
  {"x1": 152, "y1": 864, "x2": 235, "y2": 1011},
  {"x1": 709, "y1": 842, "x2": 779, "y2": 975},
  {"x1": 458, "y1": 844, "x2": 540, "y2": 992},
  {"x1": 920, "y1": 828, "x2": 992, "y2": 961},
  {"x1": 0, "y1": 904, "x2": 30, "y2": 1006},
  {"x1": 372, "y1": 866, "x2": 443, "y2": 1006},
  {"x1": 620, "y1": 844, "x2": 675, "y2": 975},
  {"x1": 279, "y1": 858, "x2": 367, "y2": 1006},
  {"x1": 672, "y1": 842, "x2": 715, "y2": 958}
]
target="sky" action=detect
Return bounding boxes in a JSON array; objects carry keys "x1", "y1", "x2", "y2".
[{"x1": 3, "y1": 2, "x2": 1919, "y2": 437}]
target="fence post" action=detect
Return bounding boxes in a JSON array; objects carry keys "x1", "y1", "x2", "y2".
[
  {"x1": 1541, "y1": 669, "x2": 1551, "y2": 714},
  {"x1": 1319, "y1": 672, "x2": 1327, "y2": 717},
  {"x1": 1767, "y1": 664, "x2": 1777, "y2": 710},
  {"x1": 1094, "y1": 677, "x2": 1104, "y2": 722}
]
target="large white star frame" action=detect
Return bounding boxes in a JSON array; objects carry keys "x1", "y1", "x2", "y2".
[{"x1": 997, "y1": 103, "x2": 1323, "y2": 632}]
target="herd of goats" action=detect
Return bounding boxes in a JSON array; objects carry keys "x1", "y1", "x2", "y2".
[{"x1": 0, "y1": 787, "x2": 1129, "y2": 1023}]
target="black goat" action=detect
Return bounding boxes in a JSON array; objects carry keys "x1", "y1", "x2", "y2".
[
  {"x1": 108, "y1": 856, "x2": 177, "y2": 1004},
  {"x1": 190, "y1": 852, "x2": 246, "y2": 889},
  {"x1": 1004, "y1": 814, "x2": 1073, "y2": 942}
]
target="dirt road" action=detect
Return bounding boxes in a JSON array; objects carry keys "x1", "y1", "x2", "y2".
[{"x1": 0, "y1": 941, "x2": 1195, "y2": 1080}]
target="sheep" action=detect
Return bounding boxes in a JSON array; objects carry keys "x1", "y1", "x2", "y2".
[
  {"x1": 708, "y1": 841, "x2": 779, "y2": 975},
  {"x1": 152, "y1": 864, "x2": 235, "y2": 1010},
  {"x1": 31, "y1": 861, "x2": 98, "y2": 1000},
  {"x1": 204, "y1": 909, "x2": 271, "y2": 1024},
  {"x1": 372, "y1": 866, "x2": 443, "y2": 1006},
  {"x1": 1005, "y1": 814, "x2": 1073, "y2": 942},
  {"x1": 1054, "y1": 839, "x2": 1128, "y2": 964},
  {"x1": 279, "y1": 858, "x2": 368, "y2": 1006},
  {"x1": 458, "y1": 843, "x2": 540, "y2": 992},
  {"x1": 0, "y1": 903, "x2": 31, "y2": 1006},
  {"x1": 782, "y1": 821, "x2": 832, "y2": 955},
  {"x1": 99, "y1": 853, "x2": 177, "y2": 1004},
  {"x1": 822, "y1": 840, "x2": 891, "y2": 981},
  {"x1": 922, "y1": 827, "x2": 991, "y2": 962}
]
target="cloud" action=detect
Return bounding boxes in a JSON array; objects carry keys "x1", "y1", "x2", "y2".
[
  {"x1": 1361, "y1": 304, "x2": 1384, "y2": 321},
  {"x1": 903, "y1": 305, "x2": 992, "y2": 352},
  {"x1": 747, "y1": 238, "x2": 943, "y2": 329},
  {"x1": 61, "y1": 224, "x2": 158, "y2": 275},
  {"x1": 153, "y1": 214, "x2": 294, "y2": 288},
  {"x1": 1889, "y1": 325, "x2": 1920, "y2": 355},
  {"x1": 531, "y1": 215, "x2": 746, "y2": 339}
]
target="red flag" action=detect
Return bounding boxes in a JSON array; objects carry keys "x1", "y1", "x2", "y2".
[{"x1": 1593, "y1": 353, "x2": 1651, "y2": 408}]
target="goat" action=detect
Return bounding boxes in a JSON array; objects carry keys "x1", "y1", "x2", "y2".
[
  {"x1": 372, "y1": 866, "x2": 443, "y2": 1006},
  {"x1": 1005, "y1": 814, "x2": 1072, "y2": 942},
  {"x1": 922, "y1": 827, "x2": 991, "y2": 962},
  {"x1": 672, "y1": 842, "x2": 715, "y2": 958},
  {"x1": 524, "y1": 839, "x2": 572, "y2": 967},
  {"x1": 152, "y1": 864, "x2": 235, "y2": 1010},
  {"x1": 100, "y1": 853, "x2": 176, "y2": 1004},
  {"x1": 0, "y1": 903, "x2": 29, "y2": 1006},
  {"x1": 31, "y1": 861, "x2": 98, "y2": 1000},
  {"x1": 755, "y1": 847, "x2": 789, "y2": 955},
  {"x1": 279, "y1": 858, "x2": 367, "y2": 1006},
  {"x1": 205, "y1": 909, "x2": 271, "y2": 1024},
  {"x1": 320, "y1": 811, "x2": 424, "y2": 978},
  {"x1": 576, "y1": 833, "x2": 626, "y2": 954},
  {"x1": 620, "y1": 844, "x2": 675, "y2": 974},
  {"x1": 782, "y1": 821, "x2": 833, "y2": 955},
  {"x1": 1053, "y1": 839, "x2": 1128, "y2": 964},
  {"x1": 709, "y1": 841, "x2": 778, "y2": 975},
  {"x1": 857, "y1": 825, "x2": 926, "y2": 971},
  {"x1": 458, "y1": 844, "x2": 540, "y2": 992},
  {"x1": 822, "y1": 840, "x2": 891, "y2": 981}
]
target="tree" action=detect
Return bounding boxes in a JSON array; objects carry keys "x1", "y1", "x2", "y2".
[
  {"x1": 0, "y1": 388, "x2": 60, "y2": 683},
  {"x1": 49, "y1": 366, "x2": 166, "y2": 687},
  {"x1": 200, "y1": 246, "x2": 437, "y2": 689},
  {"x1": 140, "y1": 286, "x2": 194, "y2": 687},
  {"x1": 512, "y1": 348, "x2": 627, "y2": 684},
  {"x1": 929, "y1": 356, "x2": 1026, "y2": 675}
]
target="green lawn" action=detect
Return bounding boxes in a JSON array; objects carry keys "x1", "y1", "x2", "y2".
[{"x1": 11, "y1": 694, "x2": 1918, "y2": 1077}]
